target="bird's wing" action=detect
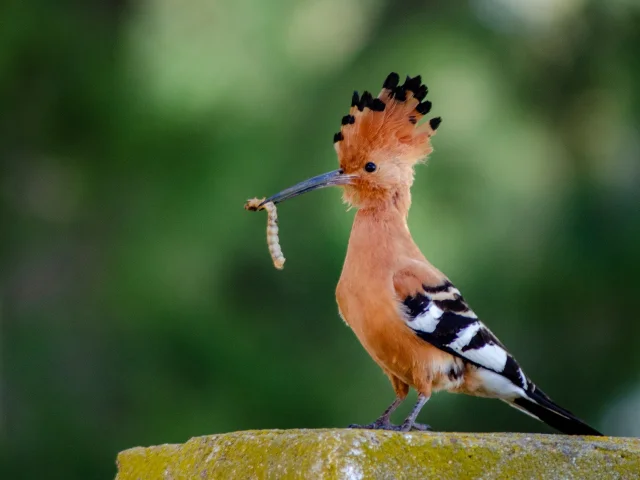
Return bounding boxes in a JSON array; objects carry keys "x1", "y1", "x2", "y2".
[
  {"x1": 394, "y1": 269, "x2": 528, "y2": 392},
  {"x1": 394, "y1": 271, "x2": 603, "y2": 435}
]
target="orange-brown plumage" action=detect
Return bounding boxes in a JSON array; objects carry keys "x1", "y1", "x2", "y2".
[
  {"x1": 336, "y1": 204, "x2": 462, "y2": 402},
  {"x1": 254, "y1": 73, "x2": 602, "y2": 435}
]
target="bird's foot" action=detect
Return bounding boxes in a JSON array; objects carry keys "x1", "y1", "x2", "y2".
[
  {"x1": 407, "y1": 422, "x2": 432, "y2": 432},
  {"x1": 348, "y1": 422, "x2": 431, "y2": 432},
  {"x1": 348, "y1": 420, "x2": 392, "y2": 430}
]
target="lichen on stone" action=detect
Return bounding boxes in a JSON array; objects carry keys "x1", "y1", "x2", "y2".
[{"x1": 116, "y1": 429, "x2": 640, "y2": 480}]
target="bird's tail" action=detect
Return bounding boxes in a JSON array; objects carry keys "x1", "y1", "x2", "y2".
[{"x1": 506, "y1": 387, "x2": 603, "y2": 436}]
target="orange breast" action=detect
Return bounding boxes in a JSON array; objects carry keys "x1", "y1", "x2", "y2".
[
  {"x1": 335, "y1": 201, "x2": 463, "y2": 396},
  {"x1": 336, "y1": 275, "x2": 460, "y2": 394}
]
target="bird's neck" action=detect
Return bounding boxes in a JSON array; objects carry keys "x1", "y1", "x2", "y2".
[
  {"x1": 345, "y1": 188, "x2": 423, "y2": 268},
  {"x1": 359, "y1": 186, "x2": 412, "y2": 219}
]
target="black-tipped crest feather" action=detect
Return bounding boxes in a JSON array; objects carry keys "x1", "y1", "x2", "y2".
[
  {"x1": 383, "y1": 72, "x2": 400, "y2": 90},
  {"x1": 416, "y1": 101, "x2": 432, "y2": 115},
  {"x1": 351, "y1": 91, "x2": 360, "y2": 107}
]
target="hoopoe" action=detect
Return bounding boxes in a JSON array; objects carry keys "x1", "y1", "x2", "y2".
[{"x1": 257, "y1": 73, "x2": 603, "y2": 435}]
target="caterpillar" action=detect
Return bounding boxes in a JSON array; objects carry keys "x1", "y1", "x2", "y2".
[{"x1": 244, "y1": 198, "x2": 286, "y2": 270}]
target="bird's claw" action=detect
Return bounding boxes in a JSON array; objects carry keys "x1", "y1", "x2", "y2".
[
  {"x1": 348, "y1": 422, "x2": 431, "y2": 432},
  {"x1": 407, "y1": 422, "x2": 432, "y2": 432},
  {"x1": 348, "y1": 421, "x2": 390, "y2": 430}
]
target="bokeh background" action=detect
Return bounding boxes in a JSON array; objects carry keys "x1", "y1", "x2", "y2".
[{"x1": 3, "y1": 0, "x2": 640, "y2": 478}]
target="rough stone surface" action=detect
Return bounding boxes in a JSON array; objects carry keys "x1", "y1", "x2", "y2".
[{"x1": 115, "y1": 429, "x2": 640, "y2": 479}]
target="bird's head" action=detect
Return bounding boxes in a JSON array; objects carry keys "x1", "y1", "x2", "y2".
[{"x1": 261, "y1": 73, "x2": 441, "y2": 211}]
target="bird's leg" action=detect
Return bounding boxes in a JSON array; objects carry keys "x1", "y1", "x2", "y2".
[
  {"x1": 400, "y1": 394, "x2": 431, "y2": 432},
  {"x1": 348, "y1": 397, "x2": 404, "y2": 430}
]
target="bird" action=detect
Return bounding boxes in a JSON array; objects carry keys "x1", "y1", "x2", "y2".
[{"x1": 259, "y1": 72, "x2": 603, "y2": 436}]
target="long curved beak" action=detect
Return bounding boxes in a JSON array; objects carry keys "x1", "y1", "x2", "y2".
[{"x1": 261, "y1": 169, "x2": 353, "y2": 206}]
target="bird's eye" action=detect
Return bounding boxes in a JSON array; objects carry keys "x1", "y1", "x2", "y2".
[{"x1": 364, "y1": 162, "x2": 377, "y2": 173}]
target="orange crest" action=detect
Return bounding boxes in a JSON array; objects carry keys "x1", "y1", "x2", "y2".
[
  {"x1": 333, "y1": 73, "x2": 441, "y2": 174},
  {"x1": 333, "y1": 73, "x2": 441, "y2": 208}
]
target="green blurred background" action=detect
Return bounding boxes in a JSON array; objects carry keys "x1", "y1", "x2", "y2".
[{"x1": 2, "y1": 0, "x2": 640, "y2": 478}]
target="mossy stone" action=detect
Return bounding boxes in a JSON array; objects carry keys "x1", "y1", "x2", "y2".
[{"x1": 116, "y1": 429, "x2": 640, "y2": 479}]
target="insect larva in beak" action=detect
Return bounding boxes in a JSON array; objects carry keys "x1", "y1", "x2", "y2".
[
  {"x1": 244, "y1": 197, "x2": 286, "y2": 270},
  {"x1": 263, "y1": 202, "x2": 286, "y2": 269}
]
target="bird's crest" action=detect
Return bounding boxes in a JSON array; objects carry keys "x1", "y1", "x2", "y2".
[{"x1": 333, "y1": 73, "x2": 441, "y2": 173}]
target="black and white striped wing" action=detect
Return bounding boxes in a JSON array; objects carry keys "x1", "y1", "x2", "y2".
[
  {"x1": 402, "y1": 280, "x2": 604, "y2": 435},
  {"x1": 402, "y1": 281, "x2": 528, "y2": 393}
]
